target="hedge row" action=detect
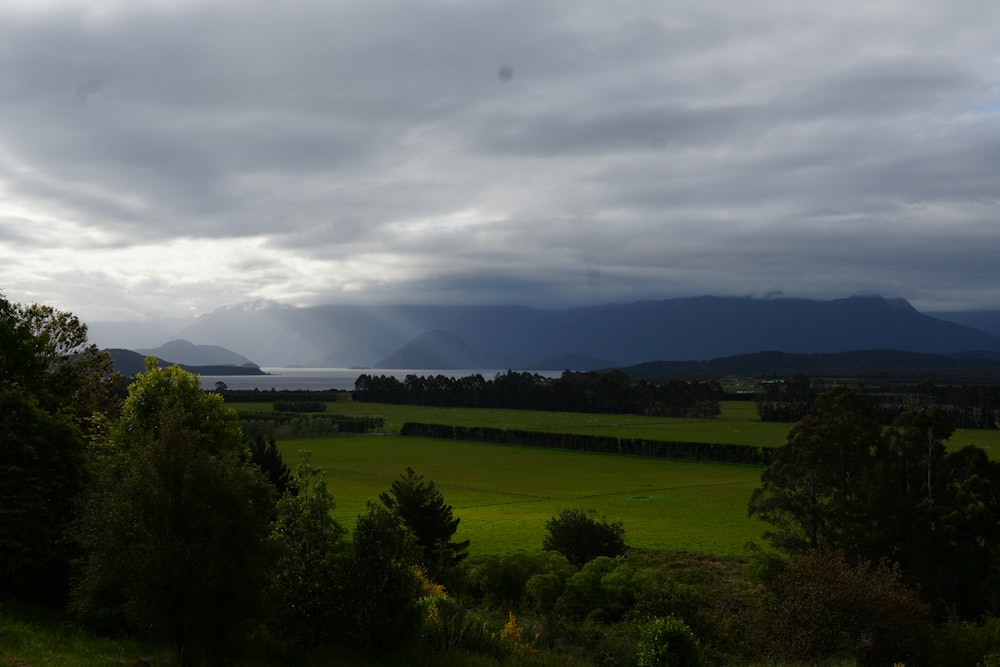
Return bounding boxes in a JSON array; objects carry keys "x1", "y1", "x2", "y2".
[
  {"x1": 400, "y1": 422, "x2": 772, "y2": 466},
  {"x1": 241, "y1": 411, "x2": 385, "y2": 433},
  {"x1": 220, "y1": 389, "x2": 348, "y2": 403}
]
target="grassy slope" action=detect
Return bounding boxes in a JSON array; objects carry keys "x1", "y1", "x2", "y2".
[
  {"x1": 278, "y1": 435, "x2": 766, "y2": 556},
  {"x1": 0, "y1": 602, "x2": 170, "y2": 667}
]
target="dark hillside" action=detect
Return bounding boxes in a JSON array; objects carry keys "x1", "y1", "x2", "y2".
[
  {"x1": 174, "y1": 295, "x2": 1000, "y2": 368},
  {"x1": 622, "y1": 349, "x2": 1000, "y2": 382}
]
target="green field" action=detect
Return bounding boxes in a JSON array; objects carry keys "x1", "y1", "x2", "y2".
[
  {"x1": 264, "y1": 399, "x2": 1000, "y2": 558},
  {"x1": 250, "y1": 400, "x2": 795, "y2": 446},
  {"x1": 277, "y1": 435, "x2": 766, "y2": 557},
  {"x1": 251, "y1": 399, "x2": 1000, "y2": 454}
]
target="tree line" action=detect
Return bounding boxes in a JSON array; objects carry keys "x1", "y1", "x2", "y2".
[
  {"x1": 354, "y1": 369, "x2": 723, "y2": 417},
  {"x1": 755, "y1": 374, "x2": 1000, "y2": 428},
  {"x1": 401, "y1": 422, "x2": 773, "y2": 466}
]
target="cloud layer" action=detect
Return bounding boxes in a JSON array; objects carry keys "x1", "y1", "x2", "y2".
[{"x1": 2, "y1": 0, "x2": 999, "y2": 321}]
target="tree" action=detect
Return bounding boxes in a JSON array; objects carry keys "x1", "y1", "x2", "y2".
[
  {"x1": 15, "y1": 303, "x2": 120, "y2": 436},
  {"x1": 542, "y1": 508, "x2": 627, "y2": 567},
  {"x1": 267, "y1": 452, "x2": 347, "y2": 646},
  {"x1": 71, "y1": 359, "x2": 275, "y2": 664},
  {"x1": 749, "y1": 388, "x2": 1000, "y2": 619},
  {"x1": 345, "y1": 501, "x2": 423, "y2": 649},
  {"x1": 0, "y1": 296, "x2": 113, "y2": 601},
  {"x1": 379, "y1": 467, "x2": 469, "y2": 580},
  {"x1": 748, "y1": 386, "x2": 883, "y2": 557},
  {"x1": 0, "y1": 387, "x2": 85, "y2": 600},
  {"x1": 248, "y1": 432, "x2": 294, "y2": 497}
]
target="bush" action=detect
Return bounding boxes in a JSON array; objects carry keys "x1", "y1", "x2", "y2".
[
  {"x1": 636, "y1": 616, "x2": 703, "y2": 667},
  {"x1": 542, "y1": 508, "x2": 626, "y2": 567},
  {"x1": 420, "y1": 595, "x2": 505, "y2": 657},
  {"x1": 925, "y1": 616, "x2": 1000, "y2": 667},
  {"x1": 756, "y1": 550, "x2": 932, "y2": 666},
  {"x1": 468, "y1": 551, "x2": 574, "y2": 609},
  {"x1": 554, "y1": 557, "x2": 659, "y2": 622}
]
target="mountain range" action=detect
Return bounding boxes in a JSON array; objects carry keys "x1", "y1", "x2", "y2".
[
  {"x1": 135, "y1": 339, "x2": 256, "y2": 367},
  {"x1": 93, "y1": 295, "x2": 1000, "y2": 370}
]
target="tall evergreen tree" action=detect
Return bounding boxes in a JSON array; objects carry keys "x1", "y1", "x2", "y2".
[{"x1": 379, "y1": 467, "x2": 469, "y2": 580}]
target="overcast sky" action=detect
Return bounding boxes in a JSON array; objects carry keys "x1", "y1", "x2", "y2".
[{"x1": 2, "y1": 0, "x2": 999, "y2": 323}]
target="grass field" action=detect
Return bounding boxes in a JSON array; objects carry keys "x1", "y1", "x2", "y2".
[
  {"x1": 277, "y1": 435, "x2": 767, "y2": 557},
  {"x1": 249, "y1": 400, "x2": 795, "y2": 446},
  {"x1": 264, "y1": 399, "x2": 1000, "y2": 558},
  {"x1": 248, "y1": 399, "x2": 1000, "y2": 455}
]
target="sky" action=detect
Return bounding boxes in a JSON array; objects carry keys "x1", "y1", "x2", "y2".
[{"x1": 1, "y1": 0, "x2": 999, "y2": 324}]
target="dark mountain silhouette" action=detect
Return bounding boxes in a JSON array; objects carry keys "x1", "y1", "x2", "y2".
[
  {"x1": 374, "y1": 330, "x2": 484, "y2": 369},
  {"x1": 136, "y1": 339, "x2": 256, "y2": 367},
  {"x1": 523, "y1": 353, "x2": 622, "y2": 371},
  {"x1": 621, "y1": 349, "x2": 1000, "y2": 382},
  {"x1": 106, "y1": 348, "x2": 265, "y2": 378},
  {"x1": 928, "y1": 310, "x2": 1000, "y2": 339},
  {"x1": 169, "y1": 295, "x2": 1000, "y2": 368}
]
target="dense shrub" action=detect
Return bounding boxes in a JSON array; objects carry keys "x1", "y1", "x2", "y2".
[
  {"x1": 468, "y1": 551, "x2": 575, "y2": 609},
  {"x1": 924, "y1": 616, "x2": 1000, "y2": 667},
  {"x1": 543, "y1": 508, "x2": 627, "y2": 567},
  {"x1": 636, "y1": 616, "x2": 704, "y2": 667},
  {"x1": 755, "y1": 550, "x2": 932, "y2": 666},
  {"x1": 554, "y1": 557, "x2": 660, "y2": 622},
  {"x1": 420, "y1": 595, "x2": 505, "y2": 657}
]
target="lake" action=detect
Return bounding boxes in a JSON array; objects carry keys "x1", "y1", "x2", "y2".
[{"x1": 199, "y1": 367, "x2": 563, "y2": 391}]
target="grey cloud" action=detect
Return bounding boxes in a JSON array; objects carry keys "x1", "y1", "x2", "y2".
[{"x1": 3, "y1": 0, "x2": 1000, "y2": 321}]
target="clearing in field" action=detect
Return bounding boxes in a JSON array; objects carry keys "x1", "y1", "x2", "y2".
[{"x1": 278, "y1": 435, "x2": 767, "y2": 557}]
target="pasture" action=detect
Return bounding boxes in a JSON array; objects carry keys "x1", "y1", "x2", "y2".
[
  {"x1": 277, "y1": 435, "x2": 767, "y2": 557},
  {"x1": 264, "y1": 398, "x2": 1000, "y2": 557},
  {"x1": 253, "y1": 400, "x2": 794, "y2": 446},
  {"x1": 250, "y1": 399, "x2": 1000, "y2": 454}
]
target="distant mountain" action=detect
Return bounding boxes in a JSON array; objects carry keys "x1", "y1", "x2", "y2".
[
  {"x1": 621, "y1": 349, "x2": 1000, "y2": 381},
  {"x1": 927, "y1": 310, "x2": 1000, "y2": 339},
  {"x1": 136, "y1": 339, "x2": 256, "y2": 367},
  {"x1": 523, "y1": 353, "x2": 621, "y2": 371},
  {"x1": 171, "y1": 295, "x2": 1000, "y2": 368},
  {"x1": 106, "y1": 348, "x2": 266, "y2": 378},
  {"x1": 375, "y1": 330, "x2": 484, "y2": 369}
]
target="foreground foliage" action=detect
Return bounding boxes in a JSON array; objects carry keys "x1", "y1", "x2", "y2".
[
  {"x1": 749, "y1": 386, "x2": 1000, "y2": 619},
  {"x1": 71, "y1": 359, "x2": 277, "y2": 664},
  {"x1": 0, "y1": 297, "x2": 118, "y2": 601}
]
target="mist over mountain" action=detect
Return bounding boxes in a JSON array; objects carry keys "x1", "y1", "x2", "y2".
[
  {"x1": 136, "y1": 339, "x2": 256, "y2": 367},
  {"x1": 374, "y1": 330, "x2": 484, "y2": 369},
  {"x1": 106, "y1": 348, "x2": 265, "y2": 378},
  {"x1": 140, "y1": 295, "x2": 1000, "y2": 369}
]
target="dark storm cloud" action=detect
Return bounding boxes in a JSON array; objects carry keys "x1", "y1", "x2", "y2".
[{"x1": 1, "y1": 0, "x2": 999, "y2": 321}]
